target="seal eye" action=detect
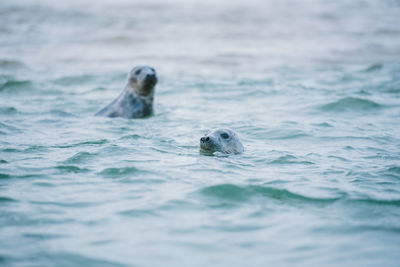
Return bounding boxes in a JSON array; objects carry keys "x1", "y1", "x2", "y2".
[
  {"x1": 135, "y1": 69, "x2": 141, "y2": 75},
  {"x1": 221, "y1": 133, "x2": 229, "y2": 139}
]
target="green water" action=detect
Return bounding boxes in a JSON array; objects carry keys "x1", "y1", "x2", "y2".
[{"x1": 1, "y1": 0, "x2": 400, "y2": 266}]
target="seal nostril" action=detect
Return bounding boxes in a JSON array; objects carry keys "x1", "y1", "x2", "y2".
[
  {"x1": 205, "y1": 137, "x2": 210, "y2": 142},
  {"x1": 200, "y1": 137, "x2": 205, "y2": 142},
  {"x1": 146, "y1": 73, "x2": 156, "y2": 81}
]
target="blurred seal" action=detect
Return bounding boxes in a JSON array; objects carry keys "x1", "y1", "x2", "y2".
[
  {"x1": 95, "y1": 66, "x2": 157, "y2": 118},
  {"x1": 200, "y1": 128, "x2": 244, "y2": 154}
]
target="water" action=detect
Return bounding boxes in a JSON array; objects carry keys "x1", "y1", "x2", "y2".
[{"x1": 1, "y1": 0, "x2": 400, "y2": 266}]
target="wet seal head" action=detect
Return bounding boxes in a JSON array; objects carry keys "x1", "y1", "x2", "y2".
[
  {"x1": 95, "y1": 65, "x2": 157, "y2": 119},
  {"x1": 200, "y1": 128, "x2": 244, "y2": 154},
  {"x1": 127, "y1": 66, "x2": 157, "y2": 97}
]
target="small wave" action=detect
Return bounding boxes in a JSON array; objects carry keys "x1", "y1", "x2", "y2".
[
  {"x1": 364, "y1": 63, "x2": 383, "y2": 72},
  {"x1": 120, "y1": 178, "x2": 164, "y2": 184},
  {"x1": 1, "y1": 148, "x2": 20, "y2": 153},
  {"x1": 30, "y1": 200, "x2": 98, "y2": 208},
  {"x1": 55, "y1": 139, "x2": 108, "y2": 148},
  {"x1": 23, "y1": 233, "x2": 63, "y2": 240},
  {"x1": 24, "y1": 145, "x2": 48, "y2": 153},
  {"x1": 0, "y1": 107, "x2": 18, "y2": 115},
  {"x1": 64, "y1": 152, "x2": 96, "y2": 164},
  {"x1": 320, "y1": 97, "x2": 381, "y2": 112},
  {"x1": 0, "y1": 159, "x2": 8, "y2": 164},
  {"x1": 0, "y1": 173, "x2": 45, "y2": 180},
  {"x1": 0, "y1": 80, "x2": 33, "y2": 92},
  {"x1": 380, "y1": 166, "x2": 400, "y2": 179},
  {"x1": 0, "y1": 196, "x2": 17, "y2": 202},
  {"x1": 19, "y1": 252, "x2": 125, "y2": 267},
  {"x1": 262, "y1": 129, "x2": 309, "y2": 140},
  {"x1": 200, "y1": 184, "x2": 337, "y2": 203},
  {"x1": 237, "y1": 78, "x2": 274, "y2": 86},
  {"x1": 120, "y1": 134, "x2": 141, "y2": 140},
  {"x1": 49, "y1": 110, "x2": 77, "y2": 118},
  {"x1": 118, "y1": 209, "x2": 157, "y2": 217},
  {"x1": 269, "y1": 155, "x2": 314, "y2": 165},
  {"x1": 385, "y1": 88, "x2": 400, "y2": 94},
  {"x1": 312, "y1": 122, "x2": 333, "y2": 127},
  {"x1": 98, "y1": 166, "x2": 141, "y2": 178},
  {"x1": 357, "y1": 89, "x2": 371, "y2": 96},
  {"x1": 0, "y1": 60, "x2": 25, "y2": 69},
  {"x1": 56, "y1": 165, "x2": 90, "y2": 173},
  {"x1": 53, "y1": 74, "x2": 97, "y2": 86},
  {"x1": 33, "y1": 182, "x2": 56, "y2": 187},
  {"x1": 350, "y1": 198, "x2": 400, "y2": 207},
  {"x1": 150, "y1": 147, "x2": 170, "y2": 154},
  {"x1": 79, "y1": 139, "x2": 109, "y2": 146},
  {"x1": 201, "y1": 184, "x2": 400, "y2": 208},
  {"x1": 327, "y1": 155, "x2": 349, "y2": 162},
  {"x1": 0, "y1": 122, "x2": 20, "y2": 133},
  {"x1": 0, "y1": 173, "x2": 11, "y2": 179},
  {"x1": 387, "y1": 166, "x2": 400, "y2": 174},
  {"x1": 91, "y1": 86, "x2": 107, "y2": 92}
]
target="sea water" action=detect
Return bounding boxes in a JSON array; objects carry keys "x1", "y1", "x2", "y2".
[{"x1": 1, "y1": 0, "x2": 400, "y2": 266}]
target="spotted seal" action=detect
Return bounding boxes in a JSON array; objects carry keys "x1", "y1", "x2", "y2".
[
  {"x1": 200, "y1": 128, "x2": 244, "y2": 154},
  {"x1": 95, "y1": 66, "x2": 157, "y2": 118}
]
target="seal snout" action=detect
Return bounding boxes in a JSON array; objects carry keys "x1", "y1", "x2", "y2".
[
  {"x1": 145, "y1": 73, "x2": 157, "y2": 85},
  {"x1": 200, "y1": 135, "x2": 218, "y2": 152},
  {"x1": 200, "y1": 136, "x2": 210, "y2": 143}
]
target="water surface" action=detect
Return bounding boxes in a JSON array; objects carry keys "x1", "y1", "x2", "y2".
[{"x1": 1, "y1": 0, "x2": 400, "y2": 266}]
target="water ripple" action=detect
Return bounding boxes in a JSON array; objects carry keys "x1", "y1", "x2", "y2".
[
  {"x1": 0, "y1": 107, "x2": 18, "y2": 115},
  {"x1": 56, "y1": 165, "x2": 90, "y2": 174},
  {"x1": 55, "y1": 139, "x2": 108, "y2": 148},
  {"x1": 269, "y1": 155, "x2": 314, "y2": 165},
  {"x1": 9, "y1": 252, "x2": 126, "y2": 267},
  {"x1": 364, "y1": 63, "x2": 383, "y2": 72},
  {"x1": 118, "y1": 209, "x2": 158, "y2": 217},
  {"x1": 53, "y1": 74, "x2": 99, "y2": 86},
  {"x1": 0, "y1": 197, "x2": 17, "y2": 202},
  {"x1": 0, "y1": 173, "x2": 11, "y2": 179},
  {"x1": 64, "y1": 152, "x2": 97, "y2": 164},
  {"x1": 0, "y1": 79, "x2": 33, "y2": 92},
  {"x1": 98, "y1": 166, "x2": 141, "y2": 178},
  {"x1": 1, "y1": 1, "x2": 400, "y2": 266},
  {"x1": 200, "y1": 184, "x2": 339, "y2": 204},
  {"x1": 320, "y1": 97, "x2": 381, "y2": 112}
]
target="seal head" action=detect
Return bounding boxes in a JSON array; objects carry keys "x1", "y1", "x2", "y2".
[
  {"x1": 95, "y1": 66, "x2": 157, "y2": 119},
  {"x1": 127, "y1": 66, "x2": 157, "y2": 97},
  {"x1": 200, "y1": 128, "x2": 244, "y2": 154}
]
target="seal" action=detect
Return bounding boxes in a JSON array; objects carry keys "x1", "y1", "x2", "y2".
[
  {"x1": 200, "y1": 128, "x2": 244, "y2": 154},
  {"x1": 95, "y1": 66, "x2": 157, "y2": 119}
]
